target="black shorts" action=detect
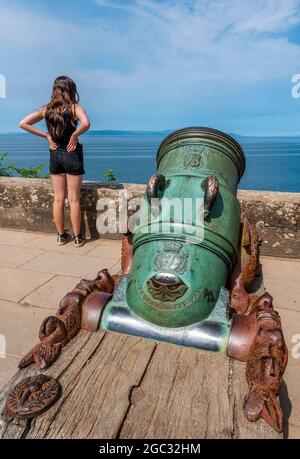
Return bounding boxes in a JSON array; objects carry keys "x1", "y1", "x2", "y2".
[{"x1": 49, "y1": 144, "x2": 85, "y2": 175}]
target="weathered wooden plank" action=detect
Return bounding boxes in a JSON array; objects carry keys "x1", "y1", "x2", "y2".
[
  {"x1": 0, "y1": 330, "x2": 155, "y2": 439},
  {"x1": 119, "y1": 344, "x2": 233, "y2": 439},
  {"x1": 0, "y1": 330, "x2": 94, "y2": 439},
  {"x1": 27, "y1": 332, "x2": 155, "y2": 439},
  {"x1": 0, "y1": 330, "x2": 282, "y2": 439},
  {"x1": 118, "y1": 344, "x2": 282, "y2": 439}
]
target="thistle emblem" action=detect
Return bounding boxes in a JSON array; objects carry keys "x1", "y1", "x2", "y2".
[{"x1": 153, "y1": 241, "x2": 188, "y2": 274}]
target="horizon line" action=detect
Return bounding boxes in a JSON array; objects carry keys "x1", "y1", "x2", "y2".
[{"x1": 1, "y1": 129, "x2": 300, "y2": 138}]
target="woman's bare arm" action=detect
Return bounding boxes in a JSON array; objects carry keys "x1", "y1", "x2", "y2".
[
  {"x1": 19, "y1": 108, "x2": 57, "y2": 150},
  {"x1": 67, "y1": 104, "x2": 90, "y2": 152},
  {"x1": 19, "y1": 108, "x2": 47, "y2": 138}
]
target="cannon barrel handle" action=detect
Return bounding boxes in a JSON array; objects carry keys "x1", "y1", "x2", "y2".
[
  {"x1": 201, "y1": 175, "x2": 219, "y2": 221},
  {"x1": 146, "y1": 174, "x2": 167, "y2": 204}
]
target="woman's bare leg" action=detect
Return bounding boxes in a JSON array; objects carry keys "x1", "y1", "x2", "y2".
[
  {"x1": 51, "y1": 173, "x2": 66, "y2": 235},
  {"x1": 66, "y1": 174, "x2": 83, "y2": 236}
]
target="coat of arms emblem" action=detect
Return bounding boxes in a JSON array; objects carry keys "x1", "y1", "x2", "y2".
[{"x1": 153, "y1": 241, "x2": 189, "y2": 274}]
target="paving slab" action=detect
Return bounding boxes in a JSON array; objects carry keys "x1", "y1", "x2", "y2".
[
  {"x1": 0, "y1": 244, "x2": 44, "y2": 269},
  {"x1": 19, "y1": 251, "x2": 120, "y2": 278},
  {"x1": 277, "y1": 308, "x2": 300, "y2": 428},
  {"x1": 0, "y1": 300, "x2": 53, "y2": 358},
  {"x1": 86, "y1": 239, "x2": 121, "y2": 250},
  {"x1": 0, "y1": 266, "x2": 54, "y2": 302},
  {"x1": 260, "y1": 256, "x2": 300, "y2": 311},
  {"x1": 110, "y1": 258, "x2": 121, "y2": 274},
  {"x1": 262, "y1": 279, "x2": 299, "y2": 311},
  {"x1": 84, "y1": 245, "x2": 122, "y2": 260},
  {"x1": 0, "y1": 229, "x2": 36, "y2": 246},
  {"x1": 19, "y1": 233, "x2": 103, "y2": 255},
  {"x1": 21, "y1": 275, "x2": 82, "y2": 310},
  {"x1": 287, "y1": 424, "x2": 300, "y2": 439},
  {"x1": 260, "y1": 256, "x2": 300, "y2": 283},
  {"x1": 0, "y1": 356, "x2": 19, "y2": 389}
]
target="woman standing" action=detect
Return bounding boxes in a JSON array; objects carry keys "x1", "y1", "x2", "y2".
[{"x1": 19, "y1": 76, "x2": 90, "y2": 247}]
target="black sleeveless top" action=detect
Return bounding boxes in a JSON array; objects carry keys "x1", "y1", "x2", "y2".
[{"x1": 46, "y1": 108, "x2": 78, "y2": 149}]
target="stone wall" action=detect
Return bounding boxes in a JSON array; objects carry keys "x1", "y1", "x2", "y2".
[{"x1": 0, "y1": 177, "x2": 299, "y2": 258}]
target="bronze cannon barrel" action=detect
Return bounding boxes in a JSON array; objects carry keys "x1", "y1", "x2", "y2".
[{"x1": 125, "y1": 127, "x2": 245, "y2": 329}]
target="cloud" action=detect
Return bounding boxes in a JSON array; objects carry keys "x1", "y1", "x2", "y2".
[
  {"x1": 1, "y1": 0, "x2": 300, "y2": 132},
  {"x1": 94, "y1": 0, "x2": 300, "y2": 36},
  {"x1": 94, "y1": 0, "x2": 300, "y2": 82}
]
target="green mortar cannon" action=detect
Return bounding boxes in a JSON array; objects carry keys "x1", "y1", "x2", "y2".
[
  {"x1": 15, "y1": 127, "x2": 288, "y2": 432},
  {"x1": 101, "y1": 127, "x2": 245, "y2": 353}
]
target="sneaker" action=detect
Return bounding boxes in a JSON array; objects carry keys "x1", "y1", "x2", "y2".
[
  {"x1": 57, "y1": 231, "x2": 70, "y2": 246},
  {"x1": 74, "y1": 233, "x2": 85, "y2": 248}
]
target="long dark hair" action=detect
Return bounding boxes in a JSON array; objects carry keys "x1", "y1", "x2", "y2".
[{"x1": 45, "y1": 76, "x2": 79, "y2": 140}]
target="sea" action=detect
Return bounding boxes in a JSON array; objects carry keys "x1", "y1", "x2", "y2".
[{"x1": 0, "y1": 132, "x2": 299, "y2": 192}]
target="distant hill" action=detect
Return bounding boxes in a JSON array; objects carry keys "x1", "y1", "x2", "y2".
[
  {"x1": 85, "y1": 130, "x2": 247, "y2": 138},
  {"x1": 84, "y1": 130, "x2": 300, "y2": 140},
  {"x1": 1, "y1": 130, "x2": 300, "y2": 139},
  {"x1": 84, "y1": 130, "x2": 172, "y2": 136}
]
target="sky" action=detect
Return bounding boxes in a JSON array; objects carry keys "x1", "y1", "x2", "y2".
[{"x1": 1, "y1": 0, "x2": 300, "y2": 135}]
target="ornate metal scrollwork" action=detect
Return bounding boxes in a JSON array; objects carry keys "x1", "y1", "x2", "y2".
[
  {"x1": 146, "y1": 174, "x2": 168, "y2": 203},
  {"x1": 121, "y1": 231, "x2": 133, "y2": 276},
  {"x1": 230, "y1": 217, "x2": 262, "y2": 314},
  {"x1": 18, "y1": 269, "x2": 116, "y2": 370},
  {"x1": 201, "y1": 175, "x2": 219, "y2": 221},
  {"x1": 243, "y1": 293, "x2": 288, "y2": 432},
  {"x1": 6, "y1": 375, "x2": 61, "y2": 419}
]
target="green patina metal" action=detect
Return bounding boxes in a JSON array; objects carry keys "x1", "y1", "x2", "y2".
[
  {"x1": 102, "y1": 127, "x2": 245, "y2": 353},
  {"x1": 126, "y1": 127, "x2": 245, "y2": 328}
]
